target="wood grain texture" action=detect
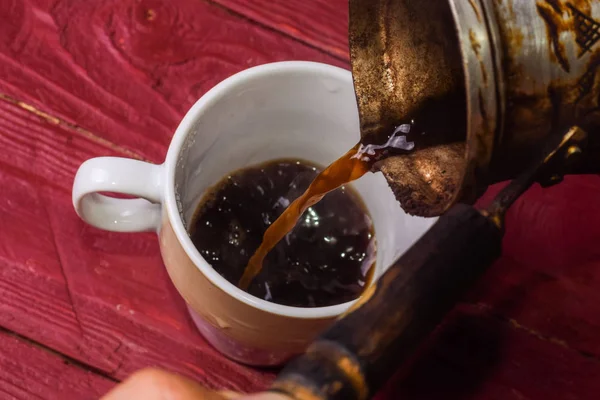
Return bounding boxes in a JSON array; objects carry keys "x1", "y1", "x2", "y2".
[
  {"x1": 0, "y1": 328, "x2": 115, "y2": 399},
  {"x1": 210, "y1": 0, "x2": 350, "y2": 59},
  {"x1": 375, "y1": 304, "x2": 600, "y2": 400},
  {"x1": 0, "y1": 0, "x2": 347, "y2": 162},
  {"x1": 470, "y1": 176, "x2": 600, "y2": 360}
]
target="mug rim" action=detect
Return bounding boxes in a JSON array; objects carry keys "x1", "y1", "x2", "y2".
[{"x1": 164, "y1": 61, "x2": 363, "y2": 319}]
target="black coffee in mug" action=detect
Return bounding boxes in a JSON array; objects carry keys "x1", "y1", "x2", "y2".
[{"x1": 189, "y1": 159, "x2": 376, "y2": 308}]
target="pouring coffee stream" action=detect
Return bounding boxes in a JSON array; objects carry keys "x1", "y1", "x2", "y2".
[{"x1": 238, "y1": 123, "x2": 423, "y2": 290}]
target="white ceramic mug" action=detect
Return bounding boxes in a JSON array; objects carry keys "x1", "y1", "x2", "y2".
[{"x1": 72, "y1": 61, "x2": 436, "y2": 366}]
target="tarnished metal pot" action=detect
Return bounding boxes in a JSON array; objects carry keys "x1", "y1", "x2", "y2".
[{"x1": 350, "y1": 0, "x2": 600, "y2": 217}]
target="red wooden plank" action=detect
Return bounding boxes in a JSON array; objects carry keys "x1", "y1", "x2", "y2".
[
  {"x1": 210, "y1": 0, "x2": 350, "y2": 59},
  {"x1": 376, "y1": 304, "x2": 600, "y2": 400},
  {"x1": 0, "y1": 95, "x2": 141, "y2": 195},
  {"x1": 0, "y1": 0, "x2": 347, "y2": 163},
  {"x1": 0, "y1": 328, "x2": 115, "y2": 400},
  {"x1": 467, "y1": 176, "x2": 600, "y2": 359}
]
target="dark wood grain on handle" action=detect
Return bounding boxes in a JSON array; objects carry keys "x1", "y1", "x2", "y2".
[{"x1": 273, "y1": 204, "x2": 503, "y2": 400}]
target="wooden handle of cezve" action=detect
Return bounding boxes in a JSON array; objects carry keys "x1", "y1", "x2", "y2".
[{"x1": 270, "y1": 204, "x2": 504, "y2": 400}]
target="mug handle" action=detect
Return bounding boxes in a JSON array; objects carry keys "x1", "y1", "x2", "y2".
[{"x1": 72, "y1": 157, "x2": 164, "y2": 232}]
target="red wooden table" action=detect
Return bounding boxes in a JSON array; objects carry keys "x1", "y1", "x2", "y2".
[{"x1": 1, "y1": 0, "x2": 600, "y2": 399}]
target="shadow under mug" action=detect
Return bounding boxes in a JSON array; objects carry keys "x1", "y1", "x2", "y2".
[{"x1": 72, "y1": 61, "x2": 437, "y2": 366}]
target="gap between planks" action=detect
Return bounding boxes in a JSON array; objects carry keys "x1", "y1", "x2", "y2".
[
  {"x1": 0, "y1": 325, "x2": 120, "y2": 384},
  {"x1": 474, "y1": 302, "x2": 600, "y2": 364},
  {"x1": 203, "y1": 0, "x2": 350, "y2": 64},
  {"x1": 0, "y1": 92, "x2": 149, "y2": 162}
]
